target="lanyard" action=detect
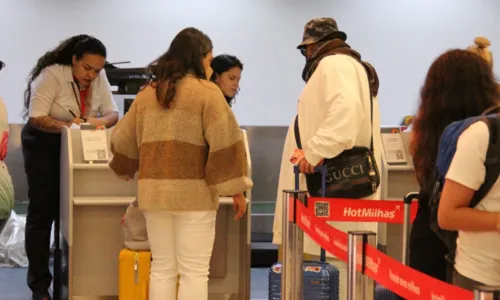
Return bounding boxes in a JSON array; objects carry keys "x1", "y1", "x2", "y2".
[{"x1": 70, "y1": 82, "x2": 87, "y2": 118}]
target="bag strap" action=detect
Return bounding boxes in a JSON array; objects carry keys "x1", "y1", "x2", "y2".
[
  {"x1": 482, "y1": 105, "x2": 500, "y2": 116},
  {"x1": 470, "y1": 114, "x2": 500, "y2": 207},
  {"x1": 294, "y1": 115, "x2": 302, "y2": 149},
  {"x1": 294, "y1": 60, "x2": 374, "y2": 152}
]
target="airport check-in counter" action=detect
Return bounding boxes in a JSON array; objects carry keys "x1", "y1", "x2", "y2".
[
  {"x1": 59, "y1": 127, "x2": 252, "y2": 300},
  {"x1": 378, "y1": 126, "x2": 419, "y2": 261}
]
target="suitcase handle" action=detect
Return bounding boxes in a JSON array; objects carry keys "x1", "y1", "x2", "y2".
[
  {"x1": 402, "y1": 192, "x2": 420, "y2": 265},
  {"x1": 294, "y1": 165, "x2": 328, "y2": 262},
  {"x1": 403, "y1": 192, "x2": 419, "y2": 205}
]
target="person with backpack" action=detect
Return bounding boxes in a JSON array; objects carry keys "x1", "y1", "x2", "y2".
[
  {"x1": 436, "y1": 105, "x2": 500, "y2": 289},
  {"x1": 409, "y1": 46, "x2": 499, "y2": 288}
]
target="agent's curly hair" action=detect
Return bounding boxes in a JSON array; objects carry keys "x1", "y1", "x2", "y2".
[
  {"x1": 22, "y1": 34, "x2": 106, "y2": 118},
  {"x1": 410, "y1": 49, "x2": 500, "y2": 193}
]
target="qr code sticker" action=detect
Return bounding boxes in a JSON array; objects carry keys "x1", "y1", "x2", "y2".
[
  {"x1": 395, "y1": 150, "x2": 404, "y2": 160},
  {"x1": 315, "y1": 201, "x2": 330, "y2": 217},
  {"x1": 96, "y1": 149, "x2": 107, "y2": 160}
]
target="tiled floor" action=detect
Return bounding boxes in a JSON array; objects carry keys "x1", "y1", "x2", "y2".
[{"x1": 0, "y1": 267, "x2": 269, "y2": 300}]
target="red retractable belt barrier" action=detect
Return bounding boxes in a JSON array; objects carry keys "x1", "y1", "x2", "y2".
[
  {"x1": 292, "y1": 198, "x2": 474, "y2": 300},
  {"x1": 308, "y1": 197, "x2": 419, "y2": 224},
  {"x1": 296, "y1": 202, "x2": 349, "y2": 262},
  {"x1": 363, "y1": 245, "x2": 473, "y2": 299}
]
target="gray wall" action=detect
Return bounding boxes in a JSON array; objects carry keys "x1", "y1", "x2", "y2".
[{"x1": 242, "y1": 126, "x2": 288, "y2": 239}]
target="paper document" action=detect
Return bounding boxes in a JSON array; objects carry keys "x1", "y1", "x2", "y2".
[
  {"x1": 381, "y1": 133, "x2": 407, "y2": 164},
  {"x1": 80, "y1": 129, "x2": 109, "y2": 162}
]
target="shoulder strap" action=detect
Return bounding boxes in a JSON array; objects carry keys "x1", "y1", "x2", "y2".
[
  {"x1": 482, "y1": 105, "x2": 500, "y2": 116},
  {"x1": 369, "y1": 93, "x2": 374, "y2": 151},
  {"x1": 470, "y1": 115, "x2": 500, "y2": 207},
  {"x1": 294, "y1": 115, "x2": 303, "y2": 149},
  {"x1": 294, "y1": 60, "x2": 374, "y2": 151},
  {"x1": 352, "y1": 57, "x2": 374, "y2": 152}
]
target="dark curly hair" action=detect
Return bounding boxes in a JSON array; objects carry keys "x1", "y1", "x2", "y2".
[
  {"x1": 210, "y1": 54, "x2": 243, "y2": 106},
  {"x1": 145, "y1": 27, "x2": 213, "y2": 109},
  {"x1": 410, "y1": 49, "x2": 500, "y2": 193},
  {"x1": 22, "y1": 34, "x2": 106, "y2": 118}
]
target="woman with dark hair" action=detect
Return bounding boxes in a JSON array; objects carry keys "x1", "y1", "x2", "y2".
[
  {"x1": 408, "y1": 49, "x2": 500, "y2": 286},
  {"x1": 109, "y1": 27, "x2": 252, "y2": 300},
  {"x1": 21, "y1": 34, "x2": 118, "y2": 300},
  {"x1": 210, "y1": 54, "x2": 243, "y2": 106}
]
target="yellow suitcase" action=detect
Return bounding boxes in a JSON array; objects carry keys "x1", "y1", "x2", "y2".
[{"x1": 118, "y1": 249, "x2": 151, "y2": 300}]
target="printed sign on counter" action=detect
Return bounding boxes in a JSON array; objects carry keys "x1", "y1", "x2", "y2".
[
  {"x1": 381, "y1": 130, "x2": 407, "y2": 165},
  {"x1": 80, "y1": 125, "x2": 109, "y2": 162}
]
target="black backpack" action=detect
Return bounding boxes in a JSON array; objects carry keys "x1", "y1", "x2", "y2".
[{"x1": 429, "y1": 113, "x2": 500, "y2": 267}]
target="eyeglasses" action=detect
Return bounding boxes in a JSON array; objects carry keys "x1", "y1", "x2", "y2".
[{"x1": 299, "y1": 47, "x2": 307, "y2": 57}]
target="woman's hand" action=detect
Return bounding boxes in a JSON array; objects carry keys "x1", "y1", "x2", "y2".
[
  {"x1": 71, "y1": 117, "x2": 86, "y2": 125},
  {"x1": 232, "y1": 193, "x2": 247, "y2": 220},
  {"x1": 86, "y1": 117, "x2": 103, "y2": 127},
  {"x1": 298, "y1": 157, "x2": 323, "y2": 174}
]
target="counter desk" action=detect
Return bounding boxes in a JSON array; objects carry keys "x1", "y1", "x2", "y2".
[{"x1": 59, "y1": 127, "x2": 252, "y2": 300}]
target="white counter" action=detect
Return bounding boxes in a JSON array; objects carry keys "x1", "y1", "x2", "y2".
[{"x1": 59, "y1": 127, "x2": 252, "y2": 300}]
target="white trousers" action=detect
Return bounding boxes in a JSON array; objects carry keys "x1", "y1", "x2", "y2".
[{"x1": 144, "y1": 210, "x2": 217, "y2": 300}]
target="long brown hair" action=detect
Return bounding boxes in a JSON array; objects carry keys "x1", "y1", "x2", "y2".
[
  {"x1": 145, "y1": 27, "x2": 212, "y2": 109},
  {"x1": 410, "y1": 49, "x2": 500, "y2": 193}
]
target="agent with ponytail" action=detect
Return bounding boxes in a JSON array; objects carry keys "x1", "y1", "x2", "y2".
[{"x1": 21, "y1": 34, "x2": 118, "y2": 300}]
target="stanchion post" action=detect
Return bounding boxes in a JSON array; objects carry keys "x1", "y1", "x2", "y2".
[
  {"x1": 347, "y1": 231, "x2": 376, "y2": 300},
  {"x1": 281, "y1": 190, "x2": 307, "y2": 300},
  {"x1": 474, "y1": 286, "x2": 500, "y2": 300}
]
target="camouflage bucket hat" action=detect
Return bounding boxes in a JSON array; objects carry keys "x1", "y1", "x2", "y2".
[{"x1": 297, "y1": 17, "x2": 347, "y2": 49}]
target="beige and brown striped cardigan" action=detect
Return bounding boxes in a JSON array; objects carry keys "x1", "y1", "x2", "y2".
[{"x1": 109, "y1": 75, "x2": 253, "y2": 211}]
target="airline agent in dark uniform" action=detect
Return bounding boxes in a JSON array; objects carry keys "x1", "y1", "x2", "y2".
[{"x1": 21, "y1": 34, "x2": 119, "y2": 300}]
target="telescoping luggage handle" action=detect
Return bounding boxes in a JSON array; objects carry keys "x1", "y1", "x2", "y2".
[
  {"x1": 294, "y1": 165, "x2": 328, "y2": 262},
  {"x1": 402, "y1": 192, "x2": 420, "y2": 266}
]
